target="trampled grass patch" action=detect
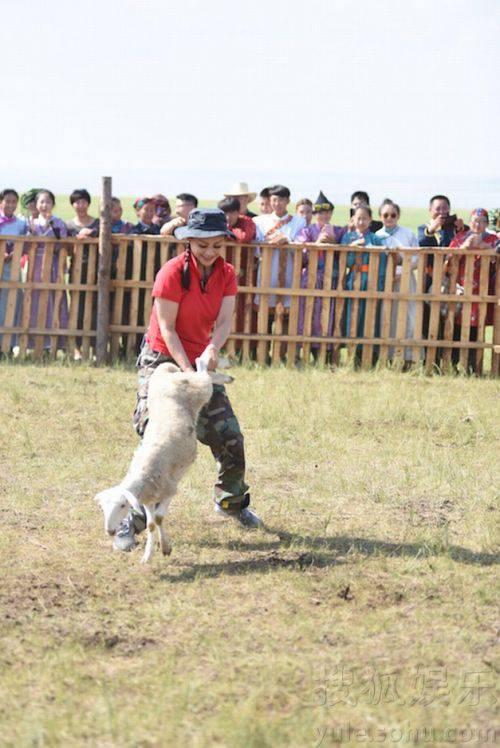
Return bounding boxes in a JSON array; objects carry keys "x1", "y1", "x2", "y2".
[{"x1": 0, "y1": 363, "x2": 498, "y2": 746}]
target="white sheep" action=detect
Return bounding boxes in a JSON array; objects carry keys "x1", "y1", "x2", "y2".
[{"x1": 94, "y1": 362, "x2": 233, "y2": 563}]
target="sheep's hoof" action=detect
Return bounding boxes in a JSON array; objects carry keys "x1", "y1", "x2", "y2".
[
  {"x1": 162, "y1": 545, "x2": 172, "y2": 557},
  {"x1": 140, "y1": 552, "x2": 153, "y2": 564}
]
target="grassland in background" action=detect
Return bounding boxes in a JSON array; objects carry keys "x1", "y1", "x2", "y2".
[
  {"x1": 0, "y1": 363, "x2": 498, "y2": 746},
  {"x1": 51, "y1": 195, "x2": 474, "y2": 234}
]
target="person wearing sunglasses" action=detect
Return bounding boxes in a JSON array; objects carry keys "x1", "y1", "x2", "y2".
[{"x1": 376, "y1": 199, "x2": 419, "y2": 364}]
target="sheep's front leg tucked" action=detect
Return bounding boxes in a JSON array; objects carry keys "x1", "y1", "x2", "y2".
[
  {"x1": 141, "y1": 504, "x2": 157, "y2": 564},
  {"x1": 155, "y1": 501, "x2": 172, "y2": 557}
]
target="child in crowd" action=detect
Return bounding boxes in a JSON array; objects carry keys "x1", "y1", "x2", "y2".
[
  {"x1": 342, "y1": 205, "x2": 387, "y2": 352},
  {"x1": 295, "y1": 198, "x2": 313, "y2": 226},
  {"x1": 110, "y1": 197, "x2": 133, "y2": 234}
]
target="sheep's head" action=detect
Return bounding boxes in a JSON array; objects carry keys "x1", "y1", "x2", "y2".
[{"x1": 94, "y1": 486, "x2": 132, "y2": 535}]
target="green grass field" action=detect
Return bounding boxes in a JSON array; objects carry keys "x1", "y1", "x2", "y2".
[
  {"x1": 0, "y1": 363, "x2": 498, "y2": 746},
  {"x1": 50, "y1": 196, "x2": 473, "y2": 235}
]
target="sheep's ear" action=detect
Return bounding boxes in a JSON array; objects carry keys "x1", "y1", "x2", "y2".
[{"x1": 122, "y1": 489, "x2": 142, "y2": 514}]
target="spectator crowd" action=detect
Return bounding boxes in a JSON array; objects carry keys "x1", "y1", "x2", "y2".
[{"x1": 0, "y1": 182, "x2": 498, "y2": 371}]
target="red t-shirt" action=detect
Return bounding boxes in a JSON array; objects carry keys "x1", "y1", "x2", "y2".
[
  {"x1": 232, "y1": 214, "x2": 256, "y2": 243},
  {"x1": 146, "y1": 253, "x2": 237, "y2": 362}
]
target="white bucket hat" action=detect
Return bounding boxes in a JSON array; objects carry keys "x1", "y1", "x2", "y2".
[{"x1": 223, "y1": 181, "x2": 256, "y2": 201}]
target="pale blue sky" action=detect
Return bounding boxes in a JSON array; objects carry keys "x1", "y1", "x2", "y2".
[{"x1": 2, "y1": 0, "x2": 499, "y2": 205}]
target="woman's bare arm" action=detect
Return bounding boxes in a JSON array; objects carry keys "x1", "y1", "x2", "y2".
[{"x1": 202, "y1": 295, "x2": 236, "y2": 370}]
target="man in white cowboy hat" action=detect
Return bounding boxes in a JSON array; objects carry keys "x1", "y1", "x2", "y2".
[{"x1": 223, "y1": 181, "x2": 257, "y2": 218}]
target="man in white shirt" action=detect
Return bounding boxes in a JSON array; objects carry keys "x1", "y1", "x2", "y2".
[{"x1": 253, "y1": 184, "x2": 306, "y2": 309}]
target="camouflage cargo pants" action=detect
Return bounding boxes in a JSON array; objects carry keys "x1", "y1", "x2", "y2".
[{"x1": 133, "y1": 343, "x2": 250, "y2": 510}]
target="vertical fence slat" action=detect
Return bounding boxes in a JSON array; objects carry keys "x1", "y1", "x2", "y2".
[
  {"x1": 393, "y1": 252, "x2": 412, "y2": 367},
  {"x1": 361, "y1": 250, "x2": 379, "y2": 369},
  {"x1": 425, "y1": 251, "x2": 444, "y2": 373},
  {"x1": 412, "y1": 252, "x2": 426, "y2": 365},
  {"x1": 378, "y1": 252, "x2": 394, "y2": 367},
  {"x1": 226, "y1": 243, "x2": 239, "y2": 358},
  {"x1": 242, "y1": 244, "x2": 255, "y2": 363},
  {"x1": 81, "y1": 244, "x2": 96, "y2": 360},
  {"x1": 319, "y1": 248, "x2": 335, "y2": 366},
  {"x1": 459, "y1": 253, "x2": 475, "y2": 372},
  {"x1": 126, "y1": 239, "x2": 143, "y2": 358},
  {"x1": 475, "y1": 255, "x2": 490, "y2": 375},
  {"x1": 286, "y1": 247, "x2": 303, "y2": 368},
  {"x1": 34, "y1": 242, "x2": 55, "y2": 359},
  {"x1": 68, "y1": 244, "x2": 83, "y2": 357},
  {"x1": 332, "y1": 250, "x2": 347, "y2": 367},
  {"x1": 271, "y1": 248, "x2": 288, "y2": 366},
  {"x1": 302, "y1": 247, "x2": 319, "y2": 365},
  {"x1": 346, "y1": 252, "x2": 362, "y2": 364},
  {"x1": 110, "y1": 238, "x2": 127, "y2": 359},
  {"x1": 256, "y1": 247, "x2": 271, "y2": 365},
  {"x1": 441, "y1": 252, "x2": 459, "y2": 373},
  {"x1": 49, "y1": 245, "x2": 67, "y2": 359},
  {"x1": 492, "y1": 258, "x2": 500, "y2": 377},
  {"x1": 18, "y1": 244, "x2": 36, "y2": 357}
]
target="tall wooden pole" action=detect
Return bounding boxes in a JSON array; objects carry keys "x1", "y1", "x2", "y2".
[{"x1": 96, "y1": 176, "x2": 112, "y2": 365}]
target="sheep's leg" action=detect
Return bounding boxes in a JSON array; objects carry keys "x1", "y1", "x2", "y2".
[
  {"x1": 140, "y1": 504, "x2": 156, "y2": 564},
  {"x1": 155, "y1": 502, "x2": 172, "y2": 557}
]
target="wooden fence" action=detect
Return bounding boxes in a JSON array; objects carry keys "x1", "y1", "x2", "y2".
[{"x1": 0, "y1": 235, "x2": 498, "y2": 375}]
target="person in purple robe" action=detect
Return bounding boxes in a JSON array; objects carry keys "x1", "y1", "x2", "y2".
[
  {"x1": 297, "y1": 191, "x2": 341, "y2": 356},
  {"x1": 27, "y1": 190, "x2": 69, "y2": 350}
]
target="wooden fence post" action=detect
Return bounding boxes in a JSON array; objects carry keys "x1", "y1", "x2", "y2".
[{"x1": 96, "y1": 176, "x2": 112, "y2": 365}]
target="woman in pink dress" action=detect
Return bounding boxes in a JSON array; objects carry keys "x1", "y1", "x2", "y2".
[{"x1": 297, "y1": 192, "x2": 342, "y2": 355}]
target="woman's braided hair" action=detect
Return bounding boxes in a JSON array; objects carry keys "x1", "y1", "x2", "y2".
[{"x1": 181, "y1": 241, "x2": 192, "y2": 290}]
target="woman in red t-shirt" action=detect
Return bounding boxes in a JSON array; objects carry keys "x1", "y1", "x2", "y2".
[{"x1": 114, "y1": 209, "x2": 261, "y2": 552}]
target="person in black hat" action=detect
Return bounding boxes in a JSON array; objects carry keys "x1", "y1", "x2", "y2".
[
  {"x1": 113, "y1": 209, "x2": 261, "y2": 552},
  {"x1": 297, "y1": 191, "x2": 344, "y2": 245}
]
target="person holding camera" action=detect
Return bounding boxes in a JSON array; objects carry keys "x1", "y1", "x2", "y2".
[
  {"x1": 418, "y1": 195, "x2": 465, "y2": 258},
  {"x1": 418, "y1": 195, "x2": 466, "y2": 348}
]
